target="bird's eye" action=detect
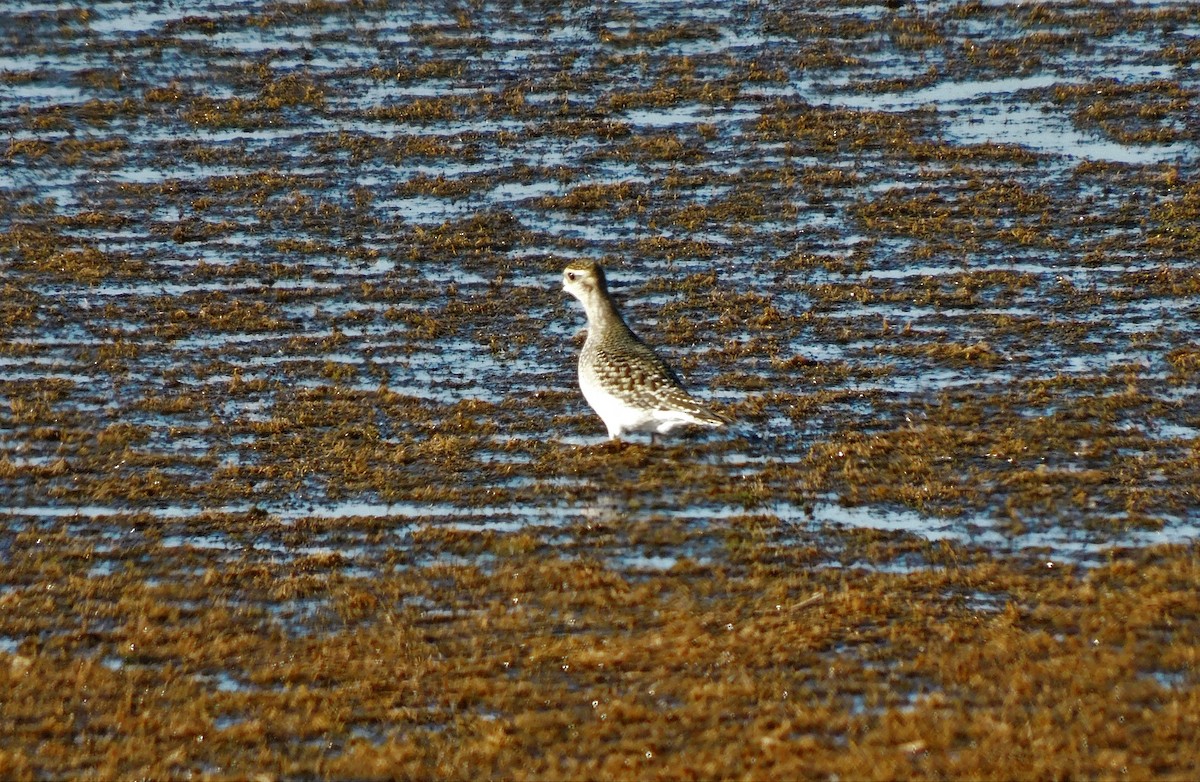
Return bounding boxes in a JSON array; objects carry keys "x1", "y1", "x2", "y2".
[{"x1": 566, "y1": 272, "x2": 577, "y2": 281}]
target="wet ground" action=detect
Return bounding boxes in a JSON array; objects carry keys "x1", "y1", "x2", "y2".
[{"x1": 1, "y1": 1, "x2": 1199, "y2": 778}]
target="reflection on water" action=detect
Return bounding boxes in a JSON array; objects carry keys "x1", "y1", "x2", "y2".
[
  {"x1": 1, "y1": 0, "x2": 1198, "y2": 571},
  {"x1": 1, "y1": 5, "x2": 1199, "y2": 776}
]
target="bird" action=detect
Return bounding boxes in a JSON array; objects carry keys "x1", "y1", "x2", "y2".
[{"x1": 561, "y1": 260, "x2": 730, "y2": 443}]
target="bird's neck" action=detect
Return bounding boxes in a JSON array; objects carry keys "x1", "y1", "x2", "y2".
[{"x1": 583, "y1": 288, "x2": 626, "y2": 335}]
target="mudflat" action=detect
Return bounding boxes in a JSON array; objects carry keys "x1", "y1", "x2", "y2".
[{"x1": 1, "y1": 2, "x2": 1197, "y2": 778}]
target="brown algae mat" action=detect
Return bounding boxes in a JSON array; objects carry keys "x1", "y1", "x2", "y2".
[{"x1": 2, "y1": 1, "x2": 1199, "y2": 779}]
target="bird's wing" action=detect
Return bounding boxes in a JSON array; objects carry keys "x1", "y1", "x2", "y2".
[{"x1": 591, "y1": 339, "x2": 728, "y2": 423}]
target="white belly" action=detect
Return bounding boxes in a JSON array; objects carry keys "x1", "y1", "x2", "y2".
[{"x1": 578, "y1": 368, "x2": 693, "y2": 439}]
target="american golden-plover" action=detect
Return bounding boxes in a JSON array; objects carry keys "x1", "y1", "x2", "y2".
[{"x1": 561, "y1": 260, "x2": 729, "y2": 442}]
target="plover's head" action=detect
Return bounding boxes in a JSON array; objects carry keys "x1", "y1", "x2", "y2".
[{"x1": 561, "y1": 260, "x2": 607, "y2": 303}]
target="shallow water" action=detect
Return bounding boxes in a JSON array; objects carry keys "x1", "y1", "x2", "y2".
[{"x1": 2, "y1": 1, "x2": 1199, "y2": 777}]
